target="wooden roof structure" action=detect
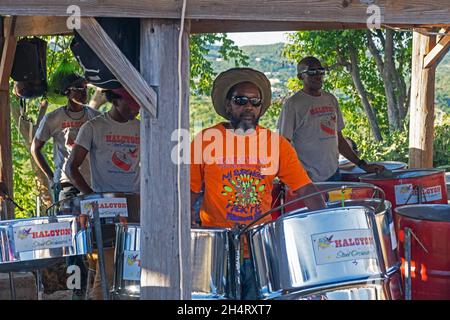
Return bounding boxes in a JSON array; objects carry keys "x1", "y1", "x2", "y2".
[{"x1": 1, "y1": 0, "x2": 449, "y2": 300}]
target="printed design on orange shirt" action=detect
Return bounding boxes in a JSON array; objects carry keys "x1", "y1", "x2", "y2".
[{"x1": 221, "y1": 169, "x2": 266, "y2": 222}]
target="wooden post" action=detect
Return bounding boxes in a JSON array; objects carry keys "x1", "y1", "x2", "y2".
[
  {"x1": 0, "y1": 17, "x2": 17, "y2": 220},
  {"x1": 409, "y1": 30, "x2": 436, "y2": 169},
  {"x1": 139, "y1": 19, "x2": 191, "y2": 299}
]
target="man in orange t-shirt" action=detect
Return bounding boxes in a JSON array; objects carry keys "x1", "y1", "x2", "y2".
[{"x1": 190, "y1": 68, "x2": 324, "y2": 300}]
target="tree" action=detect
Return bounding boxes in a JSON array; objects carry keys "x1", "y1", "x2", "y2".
[{"x1": 283, "y1": 29, "x2": 412, "y2": 139}]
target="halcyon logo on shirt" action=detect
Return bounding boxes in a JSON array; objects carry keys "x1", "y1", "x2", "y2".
[
  {"x1": 61, "y1": 121, "x2": 85, "y2": 129},
  {"x1": 106, "y1": 135, "x2": 140, "y2": 144}
]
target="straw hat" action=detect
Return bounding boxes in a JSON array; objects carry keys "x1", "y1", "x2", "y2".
[{"x1": 211, "y1": 68, "x2": 271, "y2": 120}]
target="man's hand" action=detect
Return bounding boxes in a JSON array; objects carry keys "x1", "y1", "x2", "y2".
[
  {"x1": 118, "y1": 216, "x2": 128, "y2": 227},
  {"x1": 360, "y1": 162, "x2": 386, "y2": 174},
  {"x1": 190, "y1": 191, "x2": 202, "y2": 227}
]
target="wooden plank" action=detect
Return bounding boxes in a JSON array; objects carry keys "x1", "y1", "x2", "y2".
[
  {"x1": 0, "y1": 1, "x2": 449, "y2": 25},
  {"x1": 191, "y1": 20, "x2": 368, "y2": 33},
  {"x1": 9, "y1": 15, "x2": 449, "y2": 37},
  {"x1": 423, "y1": 32, "x2": 450, "y2": 68},
  {"x1": 140, "y1": 18, "x2": 191, "y2": 300},
  {"x1": 12, "y1": 16, "x2": 433, "y2": 36},
  {"x1": 409, "y1": 30, "x2": 436, "y2": 169},
  {"x1": 14, "y1": 16, "x2": 72, "y2": 37},
  {"x1": 0, "y1": 17, "x2": 15, "y2": 219},
  {"x1": 76, "y1": 17, "x2": 157, "y2": 117}
]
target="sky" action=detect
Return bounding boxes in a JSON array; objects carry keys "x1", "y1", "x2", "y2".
[{"x1": 226, "y1": 31, "x2": 293, "y2": 46}]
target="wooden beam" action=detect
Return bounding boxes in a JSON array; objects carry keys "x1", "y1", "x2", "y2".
[
  {"x1": 140, "y1": 18, "x2": 191, "y2": 300},
  {"x1": 190, "y1": 20, "x2": 368, "y2": 33},
  {"x1": 0, "y1": 1, "x2": 449, "y2": 25},
  {"x1": 76, "y1": 17, "x2": 157, "y2": 117},
  {"x1": 8, "y1": 15, "x2": 450, "y2": 36},
  {"x1": 11, "y1": 15, "x2": 438, "y2": 36},
  {"x1": 409, "y1": 30, "x2": 436, "y2": 169},
  {"x1": 0, "y1": 17, "x2": 16, "y2": 219},
  {"x1": 14, "y1": 16, "x2": 72, "y2": 37},
  {"x1": 423, "y1": 31, "x2": 450, "y2": 68}
]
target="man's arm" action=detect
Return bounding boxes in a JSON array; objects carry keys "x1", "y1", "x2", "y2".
[
  {"x1": 190, "y1": 191, "x2": 202, "y2": 227},
  {"x1": 337, "y1": 132, "x2": 384, "y2": 174},
  {"x1": 67, "y1": 144, "x2": 93, "y2": 194},
  {"x1": 31, "y1": 138, "x2": 54, "y2": 186},
  {"x1": 293, "y1": 182, "x2": 326, "y2": 211}
]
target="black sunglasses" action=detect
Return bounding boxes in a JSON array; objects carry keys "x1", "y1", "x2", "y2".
[
  {"x1": 69, "y1": 87, "x2": 87, "y2": 92},
  {"x1": 231, "y1": 96, "x2": 262, "y2": 107},
  {"x1": 300, "y1": 68, "x2": 326, "y2": 76}
]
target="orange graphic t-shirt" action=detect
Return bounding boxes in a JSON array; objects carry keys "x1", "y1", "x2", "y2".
[{"x1": 190, "y1": 123, "x2": 312, "y2": 230}]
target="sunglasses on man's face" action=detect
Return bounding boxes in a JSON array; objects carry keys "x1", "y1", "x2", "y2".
[
  {"x1": 301, "y1": 68, "x2": 326, "y2": 76},
  {"x1": 69, "y1": 87, "x2": 87, "y2": 93},
  {"x1": 231, "y1": 96, "x2": 262, "y2": 107}
]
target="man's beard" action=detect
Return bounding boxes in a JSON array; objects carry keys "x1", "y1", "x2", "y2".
[{"x1": 229, "y1": 113, "x2": 259, "y2": 132}]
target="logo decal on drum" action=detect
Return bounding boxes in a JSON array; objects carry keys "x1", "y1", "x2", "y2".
[
  {"x1": 127, "y1": 253, "x2": 140, "y2": 267},
  {"x1": 17, "y1": 227, "x2": 32, "y2": 239},
  {"x1": 312, "y1": 229, "x2": 377, "y2": 265},
  {"x1": 123, "y1": 250, "x2": 141, "y2": 281},
  {"x1": 318, "y1": 235, "x2": 334, "y2": 249}
]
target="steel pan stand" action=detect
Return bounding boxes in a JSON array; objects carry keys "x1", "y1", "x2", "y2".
[
  {"x1": 9, "y1": 272, "x2": 16, "y2": 300},
  {"x1": 92, "y1": 202, "x2": 109, "y2": 300}
]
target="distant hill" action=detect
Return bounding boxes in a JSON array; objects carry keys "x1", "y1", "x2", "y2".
[
  {"x1": 206, "y1": 42, "x2": 450, "y2": 112},
  {"x1": 208, "y1": 43, "x2": 295, "y2": 98}
]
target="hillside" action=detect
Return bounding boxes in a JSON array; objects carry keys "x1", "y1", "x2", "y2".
[
  {"x1": 207, "y1": 43, "x2": 295, "y2": 98},
  {"x1": 206, "y1": 42, "x2": 450, "y2": 112}
]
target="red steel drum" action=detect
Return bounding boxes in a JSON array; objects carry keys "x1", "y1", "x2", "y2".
[
  {"x1": 279, "y1": 182, "x2": 378, "y2": 218},
  {"x1": 394, "y1": 204, "x2": 450, "y2": 300},
  {"x1": 446, "y1": 173, "x2": 450, "y2": 201},
  {"x1": 360, "y1": 169, "x2": 448, "y2": 210},
  {"x1": 340, "y1": 161, "x2": 407, "y2": 182}
]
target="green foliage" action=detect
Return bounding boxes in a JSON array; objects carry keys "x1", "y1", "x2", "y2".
[
  {"x1": 434, "y1": 114, "x2": 450, "y2": 168},
  {"x1": 190, "y1": 34, "x2": 248, "y2": 96}
]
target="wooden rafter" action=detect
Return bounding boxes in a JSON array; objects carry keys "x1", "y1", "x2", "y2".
[
  {"x1": 423, "y1": 28, "x2": 450, "y2": 69},
  {"x1": 0, "y1": 1, "x2": 449, "y2": 25},
  {"x1": 14, "y1": 16, "x2": 71, "y2": 37},
  {"x1": 76, "y1": 17, "x2": 157, "y2": 117}
]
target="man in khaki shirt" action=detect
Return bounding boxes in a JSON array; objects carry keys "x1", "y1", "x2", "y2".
[{"x1": 278, "y1": 56, "x2": 384, "y2": 182}]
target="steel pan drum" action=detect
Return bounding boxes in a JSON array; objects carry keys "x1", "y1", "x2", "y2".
[
  {"x1": 275, "y1": 269, "x2": 403, "y2": 300},
  {"x1": 395, "y1": 204, "x2": 450, "y2": 300},
  {"x1": 326, "y1": 199, "x2": 399, "y2": 273},
  {"x1": 0, "y1": 215, "x2": 91, "y2": 273},
  {"x1": 280, "y1": 182, "x2": 380, "y2": 217},
  {"x1": 111, "y1": 224, "x2": 141, "y2": 299},
  {"x1": 47, "y1": 193, "x2": 140, "y2": 247},
  {"x1": 360, "y1": 169, "x2": 448, "y2": 209},
  {"x1": 246, "y1": 206, "x2": 385, "y2": 300},
  {"x1": 111, "y1": 225, "x2": 240, "y2": 300},
  {"x1": 340, "y1": 161, "x2": 407, "y2": 182}
]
